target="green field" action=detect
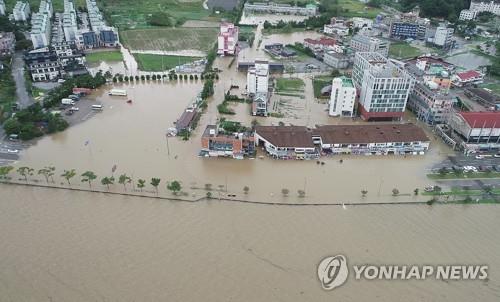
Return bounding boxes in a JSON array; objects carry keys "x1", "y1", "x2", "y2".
[
  {"x1": 85, "y1": 50, "x2": 124, "y2": 64},
  {"x1": 120, "y1": 27, "x2": 218, "y2": 52},
  {"x1": 133, "y1": 54, "x2": 201, "y2": 71},
  {"x1": 389, "y1": 42, "x2": 422, "y2": 59},
  {"x1": 479, "y1": 82, "x2": 500, "y2": 94},
  {"x1": 337, "y1": 0, "x2": 382, "y2": 18},
  {"x1": 313, "y1": 76, "x2": 333, "y2": 99},
  {"x1": 276, "y1": 77, "x2": 305, "y2": 92}
]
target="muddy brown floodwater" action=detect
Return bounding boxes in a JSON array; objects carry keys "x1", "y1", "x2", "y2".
[{"x1": 2, "y1": 37, "x2": 500, "y2": 301}]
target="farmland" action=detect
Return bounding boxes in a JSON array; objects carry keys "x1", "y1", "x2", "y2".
[
  {"x1": 133, "y1": 54, "x2": 201, "y2": 71},
  {"x1": 120, "y1": 27, "x2": 218, "y2": 53}
]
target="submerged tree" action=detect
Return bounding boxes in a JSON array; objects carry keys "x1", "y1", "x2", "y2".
[
  {"x1": 137, "y1": 179, "x2": 146, "y2": 192},
  {"x1": 38, "y1": 166, "x2": 55, "y2": 184},
  {"x1": 167, "y1": 180, "x2": 182, "y2": 195},
  {"x1": 118, "y1": 174, "x2": 132, "y2": 191},
  {"x1": 0, "y1": 166, "x2": 14, "y2": 179},
  {"x1": 243, "y1": 186, "x2": 250, "y2": 194},
  {"x1": 17, "y1": 166, "x2": 34, "y2": 182},
  {"x1": 281, "y1": 188, "x2": 289, "y2": 197},
  {"x1": 151, "y1": 178, "x2": 161, "y2": 194},
  {"x1": 61, "y1": 169, "x2": 76, "y2": 185},
  {"x1": 361, "y1": 189, "x2": 368, "y2": 197},
  {"x1": 81, "y1": 171, "x2": 97, "y2": 188},
  {"x1": 392, "y1": 188, "x2": 400, "y2": 196},
  {"x1": 101, "y1": 176, "x2": 115, "y2": 190},
  {"x1": 297, "y1": 190, "x2": 306, "y2": 198}
]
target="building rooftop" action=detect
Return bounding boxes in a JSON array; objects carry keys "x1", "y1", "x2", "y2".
[
  {"x1": 314, "y1": 124, "x2": 429, "y2": 144},
  {"x1": 465, "y1": 88, "x2": 500, "y2": 105},
  {"x1": 304, "y1": 37, "x2": 336, "y2": 46},
  {"x1": 255, "y1": 126, "x2": 315, "y2": 148},
  {"x1": 456, "y1": 70, "x2": 483, "y2": 81},
  {"x1": 340, "y1": 76, "x2": 354, "y2": 88},
  {"x1": 459, "y1": 112, "x2": 500, "y2": 128}
]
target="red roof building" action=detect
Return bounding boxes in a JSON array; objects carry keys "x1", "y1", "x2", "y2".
[
  {"x1": 459, "y1": 112, "x2": 500, "y2": 129},
  {"x1": 303, "y1": 37, "x2": 337, "y2": 51},
  {"x1": 452, "y1": 70, "x2": 484, "y2": 87}
]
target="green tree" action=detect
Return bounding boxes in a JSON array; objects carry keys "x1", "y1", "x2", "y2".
[
  {"x1": 392, "y1": 188, "x2": 400, "y2": 196},
  {"x1": 137, "y1": 179, "x2": 146, "y2": 192},
  {"x1": 243, "y1": 186, "x2": 250, "y2": 194},
  {"x1": 118, "y1": 174, "x2": 132, "y2": 191},
  {"x1": 414, "y1": 188, "x2": 419, "y2": 195},
  {"x1": 361, "y1": 189, "x2": 368, "y2": 197},
  {"x1": 61, "y1": 169, "x2": 76, "y2": 185},
  {"x1": 101, "y1": 176, "x2": 115, "y2": 190},
  {"x1": 281, "y1": 188, "x2": 289, "y2": 197},
  {"x1": 298, "y1": 190, "x2": 306, "y2": 198},
  {"x1": 38, "y1": 166, "x2": 55, "y2": 184},
  {"x1": 17, "y1": 166, "x2": 34, "y2": 182},
  {"x1": 0, "y1": 166, "x2": 14, "y2": 179},
  {"x1": 167, "y1": 180, "x2": 182, "y2": 195},
  {"x1": 206, "y1": 191, "x2": 212, "y2": 199},
  {"x1": 81, "y1": 171, "x2": 97, "y2": 188},
  {"x1": 151, "y1": 178, "x2": 161, "y2": 194}
]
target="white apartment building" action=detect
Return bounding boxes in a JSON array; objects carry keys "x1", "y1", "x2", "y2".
[
  {"x1": 247, "y1": 60, "x2": 269, "y2": 96},
  {"x1": 329, "y1": 77, "x2": 356, "y2": 117},
  {"x1": 469, "y1": 0, "x2": 500, "y2": 15},
  {"x1": 432, "y1": 25, "x2": 454, "y2": 49},
  {"x1": 350, "y1": 34, "x2": 389, "y2": 57},
  {"x1": 459, "y1": 9, "x2": 478, "y2": 20},
  {"x1": 0, "y1": 0, "x2": 6, "y2": 16},
  {"x1": 323, "y1": 24, "x2": 349, "y2": 36},
  {"x1": 351, "y1": 17, "x2": 373, "y2": 29},
  {"x1": 217, "y1": 22, "x2": 239, "y2": 55},
  {"x1": 30, "y1": 13, "x2": 51, "y2": 48},
  {"x1": 13, "y1": 1, "x2": 30, "y2": 21},
  {"x1": 63, "y1": 0, "x2": 78, "y2": 42},
  {"x1": 353, "y1": 52, "x2": 413, "y2": 121},
  {"x1": 39, "y1": 0, "x2": 53, "y2": 17}
]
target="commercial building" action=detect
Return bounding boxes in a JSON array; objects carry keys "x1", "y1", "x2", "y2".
[
  {"x1": 0, "y1": 31, "x2": 15, "y2": 55},
  {"x1": 217, "y1": 22, "x2": 238, "y2": 56},
  {"x1": 13, "y1": 1, "x2": 30, "y2": 21},
  {"x1": 389, "y1": 21, "x2": 426, "y2": 40},
  {"x1": 254, "y1": 124, "x2": 430, "y2": 159},
  {"x1": 323, "y1": 51, "x2": 349, "y2": 69},
  {"x1": 329, "y1": 77, "x2": 356, "y2": 117},
  {"x1": 469, "y1": 0, "x2": 500, "y2": 15},
  {"x1": 447, "y1": 111, "x2": 500, "y2": 152},
  {"x1": 247, "y1": 60, "x2": 270, "y2": 116},
  {"x1": 350, "y1": 35, "x2": 389, "y2": 57},
  {"x1": 353, "y1": 52, "x2": 413, "y2": 121},
  {"x1": 459, "y1": 9, "x2": 478, "y2": 20},
  {"x1": 200, "y1": 125, "x2": 255, "y2": 159},
  {"x1": 407, "y1": 81, "x2": 453, "y2": 124},
  {"x1": 452, "y1": 70, "x2": 484, "y2": 87},
  {"x1": 303, "y1": 37, "x2": 339, "y2": 52},
  {"x1": 243, "y1": 2, "x2": 318, "y2": 16}
]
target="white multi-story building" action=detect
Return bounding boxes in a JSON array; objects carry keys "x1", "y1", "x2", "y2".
[
  {"x1": 62, "y1": 0, "x2": 78, "y2": 42},
  {"x1": 432, "y1": 25, "x2": 454, "y2": 49},
  {"x1": 329, "y1": 77, "x2": 356, "y2": 117},
  {"x1": 217, "y1": 22, "x2": 239, "y2": 56},
  {"x1": 353, "y1": 52, "x2": 413, "y2": 121},
  {"x1": 247, "y1": 60, "x2": 269, "y2": 96},
  {"x1": 469, "y1": 0, "x2": 500, "y2": 15},
  {"x1": 350, "y1": 34, "x2": 389, "y2": 57},
  {"x1": 30, "y1": 13, "x2": 51, "y2": 48},
  {"x1": 39, "y1": 0, "x2": 53, "y2": 17},
  {"x1": 0, "y1": 0, "x2": 6, "y2": 16},
  {"x1": 459, "y1": 9, "x2": 478, "y2": 20},
  {"x1": 323, "y1": 24, "x2": 349, "y2": 36},
  {"x1": 13, "y1": 1, "x2": 30, "y2": 21},
  {"x1": 351, "y1": 17, "x2": 373, "y2": 29}
]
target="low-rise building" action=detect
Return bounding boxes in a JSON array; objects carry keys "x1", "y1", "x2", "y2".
[
  {"x1": 0, "y1": 31, "x2": 15, "y2": 55},
  {"x1": 389, "y1": 20, "x2": 427, "y2": 40},
  {"x1": 452, "y1": 70, "x2": 484, "y2": 87},
  {"x1": 459, "y1": 9, "x2": 478, "y2": 20},
  {"x1": 254, "y1": 124, "x2": 430, "y2": 159},
  {"x1": 24, "y1": 47, "x2": 61, "y2": 81},
  {"x1": 200, "y1": 125, "x2": 255, "y2": 159},
  {"x1": 263, "y1": 43, "x2": 296, "y2": 58},
  {"x1": 303, "y1": 37, "x2": 338, "y2": 52},
  {"x1": 244, "y1": 2, "x2": 318, "y2": 16},
  {"x1": 13, "y1": 1, "x2": 30, "y2": 21},
  {"x1": 217, "y1": 22, "x2": 238, "y2": 56},
  {"x1": 323, "y1": 24, "x2": 349, "y2": 37},
  {"x1": 447, "y1": 111, "x2": 500, "y2": 152},
  {"x1": 351, "y1": 17, "x2": 373, "y2": 29},
  {"x1": 329, "y1": 76, "x2": 356, "y2": 117},
  {"x1": 175, "y1": 109, "x2": 198, "y2": 133},
  {"x1": 247, "y1": 60, "x2": 270, "y2": 116},
  {"x1": 464, "y1": 88, "x2": 500, "y2": 109},
  {"x1": 350, "y1": 35, "x2": 389, "y2": 57},
  {"x1": 323, "y1": 51, "x2": 349, "y2": 69}
]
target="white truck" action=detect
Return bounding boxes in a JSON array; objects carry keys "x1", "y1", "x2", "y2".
[
  {"x1": 108, "y1": 89, "x2": 127, "y2": 96},
  {"x1": 61, "y1": 98, "x2": 75, "y2": 105}
]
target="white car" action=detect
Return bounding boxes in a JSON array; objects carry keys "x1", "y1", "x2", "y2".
[
  {"x1": 7, "y1": 149, "x2": 19, "y2": 154},
  {"x1": 494, "y1": 154, "x2": 500, "y2": 158},
  {"x1": 70, "y1": 107, "x2": 79, "y2": 111}
]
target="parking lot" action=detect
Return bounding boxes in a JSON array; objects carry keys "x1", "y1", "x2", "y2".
[{"x1": 433, "y1": 154, "x2": 500, "y2": 172}]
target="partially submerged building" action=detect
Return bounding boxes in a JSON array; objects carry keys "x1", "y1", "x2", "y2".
[
  {"x1": 200, "y1": 125, "x2": 255, "y2": 159},
  {"x1": 447, "y1": 111, "x2": 500, "y2": 153},
  {"x1": 247, "y1": 60, "x2": 270, "y2": 116},
  {"x1": 329, "y1": 76, "x2": 356, "y2": 117},
  {"x1": 217, "y1": 22, "x2": 239, "y2": 56},
  {"x1": 244, "y1": 2, "x2": 318, "y2": 16},
  {"x1": 254, "y1": 124, "x2": 430, "y2": 159}
]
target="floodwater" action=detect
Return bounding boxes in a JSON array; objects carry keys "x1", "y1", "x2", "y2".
[
  {"x1": 87, "y1": 45, "x2": 138, "y2": 76},
  {"x1": 1, "y1": 185, "x2": 499, "y2": 301},
  {"x1": 446, "y1": 53, "x2": 492, "y2": 70}
]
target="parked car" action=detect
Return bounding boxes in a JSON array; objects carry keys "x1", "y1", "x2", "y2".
[
  {"x1": 7, "y1": 149, "x2": 19, "y2": 153},
  {"x1": 70, "y1": 107, "x2": 79, "y2": 111}
]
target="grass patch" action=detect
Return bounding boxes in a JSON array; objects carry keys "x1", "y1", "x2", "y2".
[
  {"x1": 337, "y1": 0, "x2": 382, "y2": 18},
  {"x1": 133, "y1": 54, "x2": 201, "y2": 71},
  {"x1": 427, "y1": 172, "x2": 500, "y2": 180},
  {"x1": 276, "y1": 77, "x2": 305, "y2": 92},
  {"x1": 120, "y1": 27, "x2": 218, "y2": 52},
  {"x1": 479, "y1": 83, "x2": 500, "y2": 94},
  {"x1": 85, "y1": 50, "x2": 123, "y2": 64},
  {"x1": 389, "y1": 42, "x2": 422, "y2": 59},
  {"x1": 313, "y1": 75, "x2": 333, "y2": 99}
]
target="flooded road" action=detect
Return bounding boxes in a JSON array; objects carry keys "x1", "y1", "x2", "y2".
[{"x1": 1, "y1": 185, "x2": 499, "y2": 301}]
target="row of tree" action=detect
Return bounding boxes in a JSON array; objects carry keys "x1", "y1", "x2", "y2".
[{"x1": 111, "y1": 73, "x2": 219, "y2": 83}]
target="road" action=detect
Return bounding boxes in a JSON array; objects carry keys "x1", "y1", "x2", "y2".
[{"x1": 11, "y1": 51, "x2": 34, "y2": 110}]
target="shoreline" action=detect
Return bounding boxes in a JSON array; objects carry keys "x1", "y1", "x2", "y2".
[{"x1": 1, "y1": 181, "x2": 497, "y2": 207}]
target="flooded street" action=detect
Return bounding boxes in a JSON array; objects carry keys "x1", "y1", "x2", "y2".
[{"x1": 1, "y1": 185, "x2": 499, "y2": 301}]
